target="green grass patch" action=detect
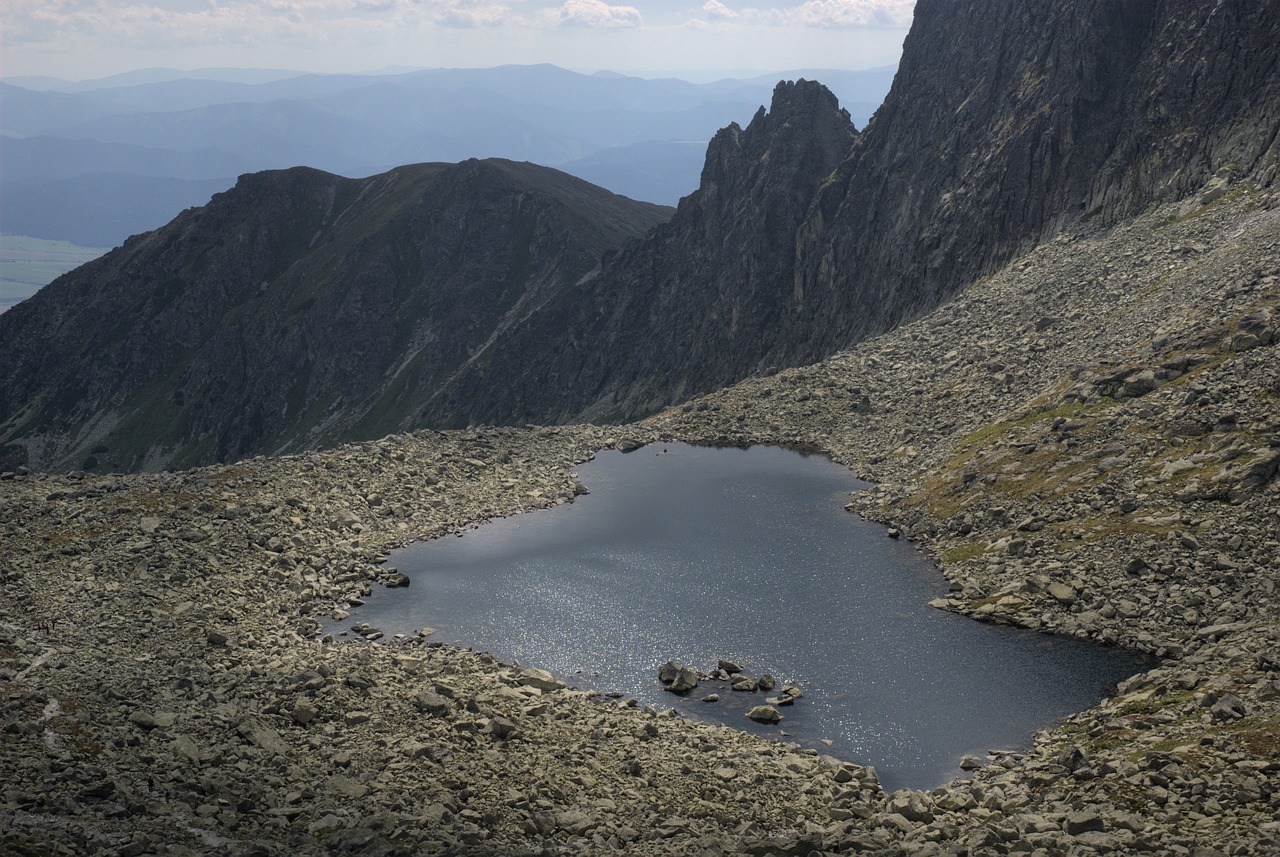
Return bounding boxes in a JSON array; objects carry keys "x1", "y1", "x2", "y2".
[
  {"x1": 940, "y1": 541, "x2": 989, "y2": 564},
  {"x1": 1118, "y1": 689, "x2": 1195, "y2": 718},
  {"x1": 1238, "y1": 714, "x2": 1280, "y2": 758}
]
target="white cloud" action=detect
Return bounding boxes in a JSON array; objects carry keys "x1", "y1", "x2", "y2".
[
  {"x1": 0, "y1": 0, "x2": 504, "y2": 51},
  {"x1": 789, "y1": 0, "x2": 913, "y2": 29},
  {"x1": 548, "y1": 0, "x2": 641, "y2": 28},
  {"x1": 701, "y1": 0, "x2": 737, "y2": 19},
  {"x1": 1, "y1": 0, "x2": 913, "y2": 80},
  {"x1": 696, "y1": 0, "x2": 914, "y2": 30},
  {"x1": 435, "y1": 0, "x2": 511, "y2": 27}
]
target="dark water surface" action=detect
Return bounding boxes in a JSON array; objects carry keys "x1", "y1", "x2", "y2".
[{"x1": 337, "y1": 443, "x2": 1152, "y2": 790}]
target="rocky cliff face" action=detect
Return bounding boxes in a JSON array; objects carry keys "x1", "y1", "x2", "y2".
[
  {"x1": 0, "y1": 160, "x2": 670, "y2": 471},
  {"x1": 419, "y1": 79, "x2": 857, "y2": 426},
  {"x1": 416, "y1": 0, "x2": 1280, "y2": 427},
  {"x1": 793, "y1": 0, "x2": 1280, "y2": 340}
]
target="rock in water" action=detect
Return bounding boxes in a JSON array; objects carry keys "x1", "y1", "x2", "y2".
[
  {"x1": 657, "y1": 660, "x2": 681, "y2": 685},
  {"x1": 666, "y1": 667, "x2": 699, "y2": 694},
  {"x1": 745, "y1": 705, "x2": 783, "y2": 724}
]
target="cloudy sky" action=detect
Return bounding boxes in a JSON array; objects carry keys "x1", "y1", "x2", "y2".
[{"x1": 2, "y1": 0, "x2": 915, "y2": 81}]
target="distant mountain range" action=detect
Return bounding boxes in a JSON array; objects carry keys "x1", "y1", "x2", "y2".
[{"x1": 0, "y1": 64, "x2": 896, "y2": 246}]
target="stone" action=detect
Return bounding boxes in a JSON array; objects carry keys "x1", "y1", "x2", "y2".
[
  {"x1": 1209, "y1": 694, "x2": 1246, "y2": 721},
  {"x1": 518, "y1": 667, "x2": 566, "y2": 691},
  {"x1": 1064, "y1": 808, "x2": 1106, "y2": 835},
  {"x1": 563, "y1": 809, "x2": 602, "y2": 835},
  {"x1": 169, "y1": 735, "x2": 202, "y2": 764},
  {"x1": 414, "y1": 690, "x2": 452, "y2": 716},
  {"x1": 482, "y1": 716, "x2": 518, "y2": 740},
  {"x1": 1120, "y1": 369, "x2": 1158, "y2": 398},
  {"x1": 331, "y1": 509, "x2": 362, "y2": 531},
  {"x1": 657, "y1": 660, "x2": 681, "y2": 684},
  {"x1": 327, "y1": 775, "x2": 369, "y2": 799},
  {"x1": 128, "y1": 710, "x2": 159, "y2": 730},
  {"x1": 666, "y1": 667, "x2": 699, "y2": 694},
  {"x1": 236, "y1": 719, "x2": 289, "y2": 756},
  {"x1": 887, "y1": 791, "x2": 935, "y2": 823},
  {"x1": 1196, "y1": 622, "x2": 1248, "y2": 639},
  {"x1": 1047, "y1": 582, "x2": 1077, "y2": 604},
  {"x1": 745, "y1": 705, "x2": 783, "y2": 724},
  {"x1": 308, "y1": 814, "x2": 344, "y2": 836},
  {"x1": 717, "y1": 659, "x2": 743, "y2": 674},
  {"x1": 1056, "y1": 745, "x2": 1091, "y2": 772}
]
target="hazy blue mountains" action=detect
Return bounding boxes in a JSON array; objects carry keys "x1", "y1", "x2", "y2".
[{"x1": 0, "y1": 64, "x2": 894, "y2": 247}]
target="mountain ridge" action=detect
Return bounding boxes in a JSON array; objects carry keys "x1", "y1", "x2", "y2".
[
  {"x1": 405, "y1": 0, "x2": 1280, "y2": 428},
  {"x1": 2, "y1": 1, "x2": 1278, "y2": 472},
  {"x1": 0, "y1": 160, "x2": 671, "y2": 471}
]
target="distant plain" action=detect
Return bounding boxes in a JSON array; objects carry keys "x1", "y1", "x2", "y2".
[{"x1": 0, "y1": 234, "x2": 108, "y2": 311}]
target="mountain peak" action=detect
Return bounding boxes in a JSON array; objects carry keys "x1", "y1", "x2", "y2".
[
  {"x1": 766, "y1": 78, "x2": 846, "y2": 124},
  {"x1": 698, "y1": 78, "x2": 854, "y2": 202}
]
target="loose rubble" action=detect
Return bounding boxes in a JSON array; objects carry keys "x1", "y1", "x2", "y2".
[{"x1": 3, "y1": 189, "x2": 1279, "y2": 854}]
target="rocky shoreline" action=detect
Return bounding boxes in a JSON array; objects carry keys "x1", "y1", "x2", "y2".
[{"x1": 3, "y1": 189, "x2": 1278, "y2": 854}]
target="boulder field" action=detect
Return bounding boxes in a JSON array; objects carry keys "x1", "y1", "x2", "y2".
[{"x1": 3, "y1": 189, "x2": 1278, "y2": 854}]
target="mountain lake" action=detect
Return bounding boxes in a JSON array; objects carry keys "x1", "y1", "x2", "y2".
[{"x1": 330, "y1": 442, "x2": 1154, "y2": 790}]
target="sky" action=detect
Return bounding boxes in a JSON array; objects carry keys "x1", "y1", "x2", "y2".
[{"x1": 0, "y1": 0, "x2": 915, "y2": 82}]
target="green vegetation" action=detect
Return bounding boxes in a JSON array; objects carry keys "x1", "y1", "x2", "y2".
[
  {"x1": 0, "y1": 235, "x2": 110, "y2": 309},
  {"x1": 1238, "y1": 713, "x2": 1280, "y2": 757},
  {"x1": 940, "y1": 541, "x2": 989, "y2": 564}
]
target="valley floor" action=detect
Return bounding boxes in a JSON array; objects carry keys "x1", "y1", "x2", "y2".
[
  {"x1": 0, "y1": 234, "x2": 110, "y2": 312},
  {"x1": 2, "y1": 189, "x2": 1278, "y2": 855}
]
